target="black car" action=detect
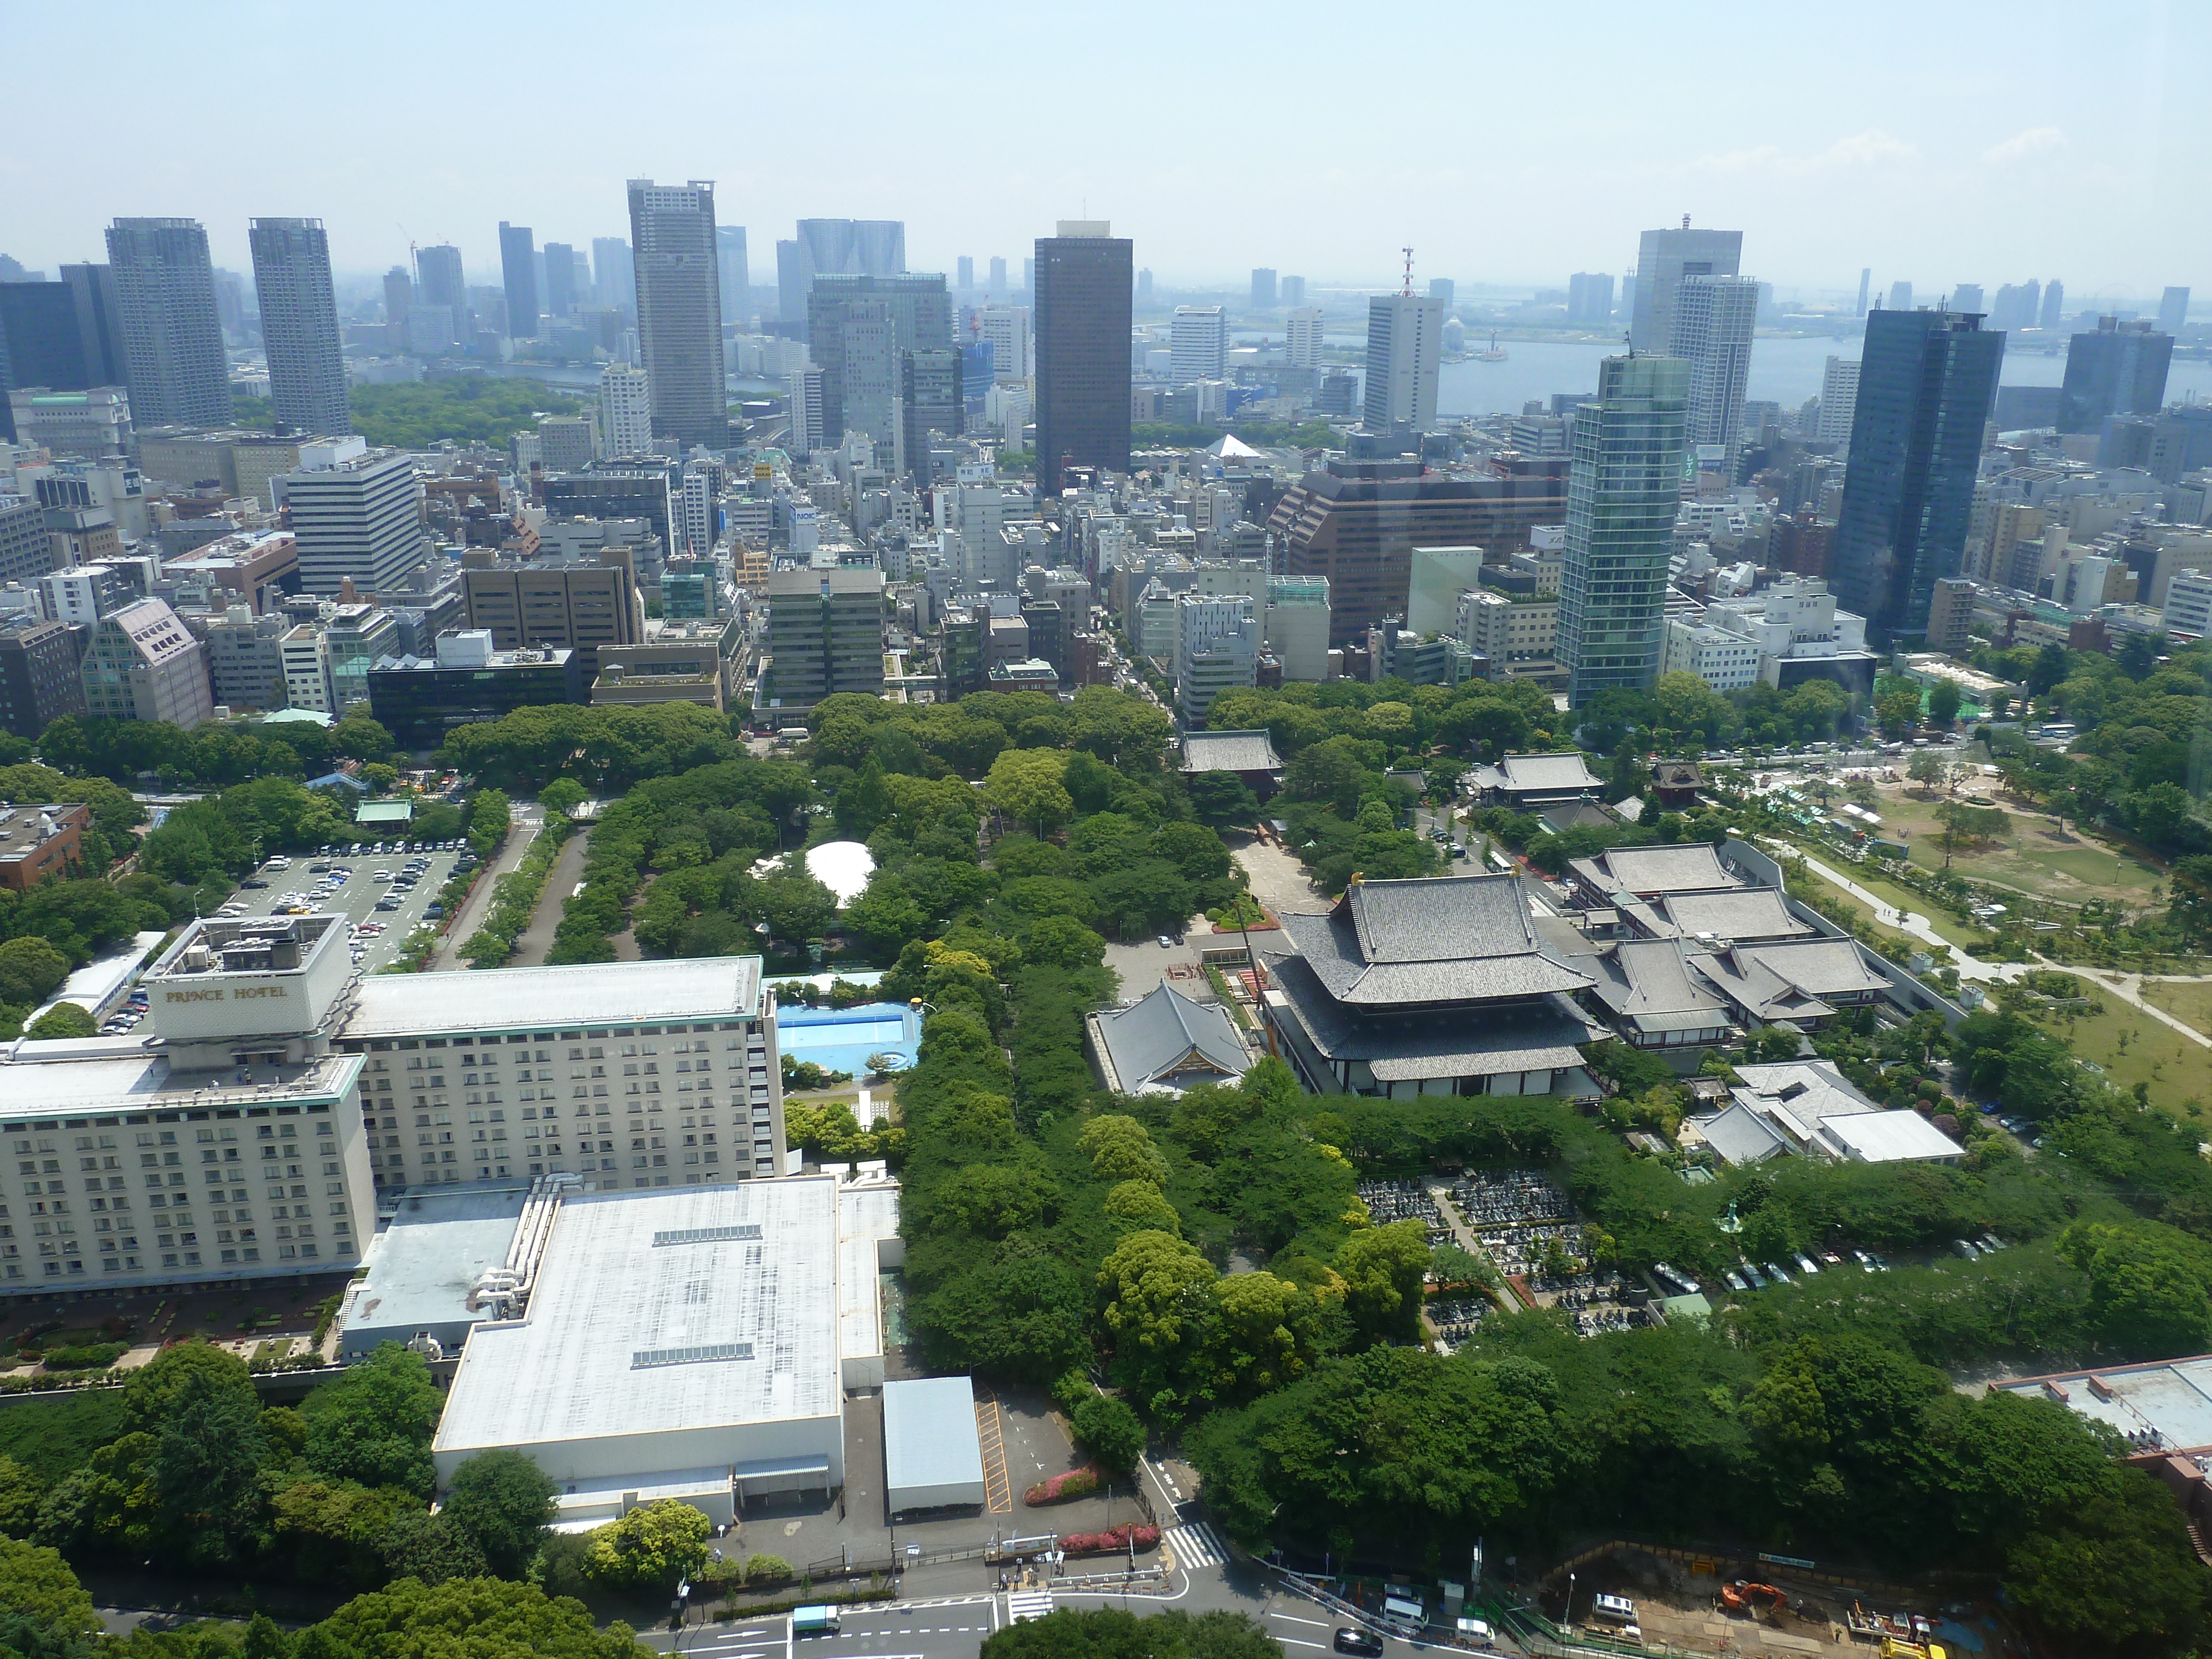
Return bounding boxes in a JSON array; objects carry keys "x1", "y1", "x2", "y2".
[
  {"x1": 241, "y1": 879, "x2": 268, "y2": 889},
  {"x1": 1334, "y1": 1631, "x2": 1384, "y2": 1657}
]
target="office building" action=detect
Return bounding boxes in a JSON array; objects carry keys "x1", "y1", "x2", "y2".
[
  {"x1": 1285, "y1": 307, "x2": 1324, "y2": 370},
  {"x1": 789, "y1": 367, "x2": 826, "y2": 455},
  {"x1": 1428, "y1": 278, "x2": 1456, "y2": 311},
  {"x1": 1817, "y1": 357, "x2": 1860, "y2": 445},
  {"x1": 900, "y1": 348, "x2": 963, "y2": 481},
  {"x1": 714, "y1": 226, "x2": 749, "y2": 326},
  {"x1": 1830, "y1": 310, "x2": 2005, "y2": 636},
  {"x1": 1671, "y1": 275, "x2": 1759, "y2": 460},
  {"x1": 806, "y1": 274, "x2": 952, "y2": 448},
  {"x1": 203, "y1": 606, "x2": 287, "y2": 710},
  {"x1": 1627, "y1": 225, "x2": 1742, "y2": 353},
  {"x1": 1170, "y1": 306, "x2": 1227, "y2": 384},
  {"x1": 539, "y1": 414, "x2": 598, "y2": 472},
  {"x1": 1406, "y1": 545, "x2": 1488, "y2": 636},
  {"x1": 279, "y1": 623, "x2": 335, "y2": 713},
  {"x1": 1173, "y1": 593, "x2": 1258, "y2": 724},
  {"x1": 775, "y1": 241, "x2": 806, "y2": 326},
  {"x1": 1950, "y1": 284, "x2": 1984, "y2": 315},
  {"x1": 599, "y1": 364, "x2": 653, "y2": 458},
  {"x1": 957, "y1": 256, "x2": 974, "y2": 292},
  {"x1": 415, "y1": 244, "x2": 465, "y2": 321},
  {"x1": 2160, "y1": 288, "x2": 2191, "y2": 336},
  {"x1": 799, "y1": 220, "x2": 906, "y2": 280},
  {"x1": 2041, "y1": 281, "x2": 2065, "y2": 330},
  {"x1": 1926, "y1": 577, "x2": 1976, "y2": 655},
  {"x1": 280, "y1": 450, "x2": 425, "y2": 596},
  {"x1": 1279, "y1": 275, "x2": 1305, "y2": 309},
  {"x1": 988, "y1": 256, "x2": 1008, "y2": 293},
  {"x1": 81, "y1": 597, "x2": 214, "y2": 726},
  {"x1": 248, "y1": 219, "x2": 347, "y2": 435},
  {"x1": 541, "y1": 243, "x2": 578, "y2": 318},
  {"x1": 462, "y1": 547, "x2": 643, "y2": 682},
  {"x1": 0, "y1": 497, "x2": 48, "y2": 589},
  {"x1": 765, "y1": 566, "x2": 884, "y2": 708},
  {"x1": 103, "y1": 218, "x2": 230, "y2": 427},
  {"x1": 1269, "y1": 458, "x2": 1568, "y2": 644},
  {"x1": 1887, "y1": 280, "x2": 1914, "y2": 314},
  {"x1": 0, "y1": 283, "x2": 98, "y2": 434},
  {"x1": 544, "y1": 463, "x2": 677, "y2": 552},
  {"x1": 627, "y1": 180, "x2": 727, "y2": 450},
  {"x1": 591, "y1": 239, "x2": 635, "y2": 315},
  {"x1": 1567, "y1": 272, "x2": 1615, "y2": 326},
  {"x1": 1361, "y1": 291, "x2": 1445, "y2": 436},
  {"x1": 976, "y1": 305, "x2": 1030, "y2": 383},
  {"x1": 366, "y1": 630, "x2": 583, "y2": 747},
  {"x1": 1250, "y1": 269, "x2": 1277, "y2": 309},
  {"x1": 7, "y1": 387, "x2": 132, "y2": 461},
  {"x1": 498, "y1": 223, "x2": 539, "y2": 339},
  {"x1": 59, "y1": 264, "x2": 126, "y2": 388},
  {"x1": 0, "y1": 617, "x2": 85, "y2": 737},
  {"x1": 1556, "y1": 354, "x2": 1690, "y2": 705},
  {"x1": 2058, "y1": 316, "x2": 2173, "y2": 435},
  {"x1": 2163, "y1": 568, "x2": 2212, "y2": 638},
  {"x1": 1033, "y1": 222, "x2": 1133, "y2": 491}
]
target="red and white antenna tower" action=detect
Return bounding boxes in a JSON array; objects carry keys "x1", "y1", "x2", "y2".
[{"x1": 1401, "y1": 247, "x2": 1414, "y2": 298}]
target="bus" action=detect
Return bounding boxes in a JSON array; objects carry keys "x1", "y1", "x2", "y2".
[{"x1": 791, "y1": 1607, "x2": 840, "y2": 1637}]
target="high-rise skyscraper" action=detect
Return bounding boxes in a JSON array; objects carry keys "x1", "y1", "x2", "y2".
[
  {"x1": 415, "y1": 244, "x2": 465, "y2": 316},
  {"x1": 1034, "y1": 220, "x2": 1132, "y2": 492},
  {"x1": 591, "y1": 239, "x2": 634, "y2": 315},
  {"x1": 1280, "y1": 275, "x2": 1305, "y2": 308},
  {"x1": 775, "y1": 241, "x2": 806, "y2": 327},
  {"x1": 2058, "y1": 316, "x2": 2173, "y2": 435},
  {"x1": 1170, "y1": 306, "x2": 1227, "y2": 383},
  {"x1": 2160, "y1": 287, "x2": 2191, "y2": 335},
  {"x1": 382, "y1": 267, "x2": 413, "y2": 348},
  {"x1": 957, "y1": 256, "x2": 974, "y2": 291},
  {"x1": 58, "y1": 265, "x2": 124, "y2": 388},
  {"x1": 1887, "y1": 280, "x2": 1913, "y2": 312},
  {"x1": 1557, "y1": 353, "x2": 1689, "y2": 706},
  {"x1": 1830, "y1": 309, "x2": 2005, "y2": 637},
  {"x1": 899, "y1": 347, "x2": 963, "y2": 482},
  {"x1": 1628, "y1": 225, "x2": 1742, "y2": 352},
  {"x1": 788, "y1": 367, "x2": 826, "y2": 455},
  {"x1": 599, "y1": 364, "x2": 653, "y2": 458},
  {"x1": 2039, "y1": 280, "x2": 2065, "y2": 330},
  {"x1": 1361, "y1": 291, "x2": 1444, "y2": 436},
  {"x1": 1670, "y1": 274, "x2": 1760, "y2": 461},
  {"x1": 1428, "y1": 277, "x2": 1455, "y2": 310},
  {"x1": 988, "y1": 255, "x2": 1008, "y2": 293},
  {"x1": 1136, "y1": 269, "x2": 1154, "y2": 306},
  {"x1": 1285, "y1": 308, "x2": 1324, "y2": 369},
  {"x1": 498, "y1": 222, "x2": 539, "y2": 338},
  {"x1": 1990, "y1": 281, "x2": 2041, "y2": 333},
  {"x1": 1818, "y1": 356, "x2": 1861, "y2": 445},
  {"x1": 806, "y1": 274, "x2": 952, "y2": 447},
  {"x1": 977, "y1": 305, "x2": 1030, "y2": 383},
  {"x1": 717, "y1": 226, "x2": 749, "y2": 324},
  {"x1": 103, "y1": 218, "x2": 230, "y2": 429},
  {"x1": 1855, "y1": 268, "x2": 1871, "y2": 318},
  {"x1": 627, "y1": 179, "x2": 727, "y2": 450},
  {"x1": 1567, "y1": 272, "x2": 1615, "y2": 326},
  {"x1": 280, "y1": 450, "x2": 426, "y2": 595},
  {"x1": 1250, "y1": 269, "x2": 1277, "y2": 309},
  {"x1": 1951, "y1": 283, "x2": 1984, "y2": 315},
  {"x1": 542, "y1": 242, "x2": 578, "y2": 317}
]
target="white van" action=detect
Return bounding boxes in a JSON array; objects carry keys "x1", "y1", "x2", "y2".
[{"x1": 1591, "y1": 1594, "x2": 1637, "y2": 1626}]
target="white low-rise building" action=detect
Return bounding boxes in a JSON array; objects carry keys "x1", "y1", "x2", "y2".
[{"x1": 2163, "y1": 567, "x2": 2212, "y2": 638}]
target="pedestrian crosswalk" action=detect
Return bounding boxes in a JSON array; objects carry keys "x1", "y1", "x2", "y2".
[
  {"x1": 1166, "y1": 1522, "x2": 1229, "y2": 1569},
  {"x1": 1007, "y1": 1591, "x2": 1056, "y2": 1624}
]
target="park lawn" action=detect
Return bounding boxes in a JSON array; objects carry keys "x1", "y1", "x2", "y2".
[
  {"x1": 2029, "y1": 998, "x2": 2210, "y2": 1118},
  {"x1": 2141, "y1": 980, "x2": 2212, "y2": 1042},
  {"x1": 1875, "y1": 785, "x2": 2164, "y2": 906},
  {"x1": 1851, "y1": 864, "x2": 1997, "y2": 953}
]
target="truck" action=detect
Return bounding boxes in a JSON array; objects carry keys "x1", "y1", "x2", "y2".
[{"x1": 791, "y1": 1607, "x2": 841, "y2": 1637}]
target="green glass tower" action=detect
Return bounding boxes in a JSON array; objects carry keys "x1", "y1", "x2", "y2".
[{"x1": 1557, "y1": 353, "x2": 1689, "y2": 707}]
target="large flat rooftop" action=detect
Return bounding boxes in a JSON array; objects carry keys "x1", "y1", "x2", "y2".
[
  {"x1": 343, "y1": 957, "x2": 763, "y2": 1040},
  {"x1": 1999, "y1": 1355, "x2": 2212, "y2": 1455},
  {"x1": 344, "y1": 1181, "x2": 532, "y2": 1358},
  {"x1": 0, "y1": 1048, "x2": 362, "y2": 1123},
  {"x1": 433, "y1": 1179, "x2": 845, "y2": 1460}
]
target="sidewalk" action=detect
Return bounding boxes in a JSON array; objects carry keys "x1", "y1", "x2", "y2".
[{"x1": 1769, "y1": 842, "x2": 2030, "y2": 988}]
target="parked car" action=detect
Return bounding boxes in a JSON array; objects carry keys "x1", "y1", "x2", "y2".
[{"x1": 1333, "y1": 1631, "x2": 1383, "y2": 1658}]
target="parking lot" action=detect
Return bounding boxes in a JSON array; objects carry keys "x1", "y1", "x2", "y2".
[{"x1": 204, "y1": 841, "x2": 471, "y2": 976}]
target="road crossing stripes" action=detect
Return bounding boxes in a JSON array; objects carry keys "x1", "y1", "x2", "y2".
[
  {"x1": 1165, "y1": 1522, "x2": 1228, "y2": 1569},
  {"x1": 1006, "y1": 1591, "x2": 1056, "y2": 1624}
]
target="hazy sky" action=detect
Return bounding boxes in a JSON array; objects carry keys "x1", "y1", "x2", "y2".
[{"x1": 7, "y1": 1, "x2": 2206, "y2": 302}]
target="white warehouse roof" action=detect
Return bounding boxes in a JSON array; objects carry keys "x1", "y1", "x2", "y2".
[{"x1": 433, "y1": 1178, "x2": 872, "y2": 1489}]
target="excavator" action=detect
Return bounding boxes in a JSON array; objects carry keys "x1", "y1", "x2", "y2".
[{"x1": 1719, "y1": 1582, "x2": 1787, "y2": 1618}]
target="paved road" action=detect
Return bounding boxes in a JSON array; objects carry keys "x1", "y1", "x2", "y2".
[
  {"x1": 430, "y1": 808, "x2": 539, "y2": 969},
  {"x1": 509, "y1": 826, "x2": 592, "y2": 968}
]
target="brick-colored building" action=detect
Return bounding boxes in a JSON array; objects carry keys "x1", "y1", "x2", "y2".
[{"x1": 0, "y1": 801, "x2": 91, "y2": 890}]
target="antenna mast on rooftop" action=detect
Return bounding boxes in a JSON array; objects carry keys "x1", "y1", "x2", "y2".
[{"x1": 1401, "y1": 247, "x2": 1414, "y2": 298}]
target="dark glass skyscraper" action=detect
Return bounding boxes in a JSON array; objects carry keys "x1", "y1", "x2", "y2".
[
  {"x1": 627, "y1": 179, "x2": 727, "y2": 450},
  {"x1": 248, "y1": 217, "x2": 348, "y2": 435},
  {"x1": 1033, "y1": 221, "x2": 1131, "y2": 492},
  {"x1": 498, "y1": 222, "x2": 539, "y2": 339},
  {"x1": 1830, "y1": 309, "x2": 2004, "y2": 637},
  {"x1": 2058, "y1": 316, "x2": 2172, "y2": 435},
  {"x1": 103, "y1": 218, "x2": 231, "y2": 427}
]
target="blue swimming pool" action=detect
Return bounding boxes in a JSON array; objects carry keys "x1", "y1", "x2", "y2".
[{"x1": 777, "y1": 1001, "x2": 921, "y2": 1077}]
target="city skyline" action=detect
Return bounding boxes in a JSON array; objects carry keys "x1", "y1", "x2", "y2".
[{"x1": 4, "y1": 3, "x2": 2205, "y2": 296}]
